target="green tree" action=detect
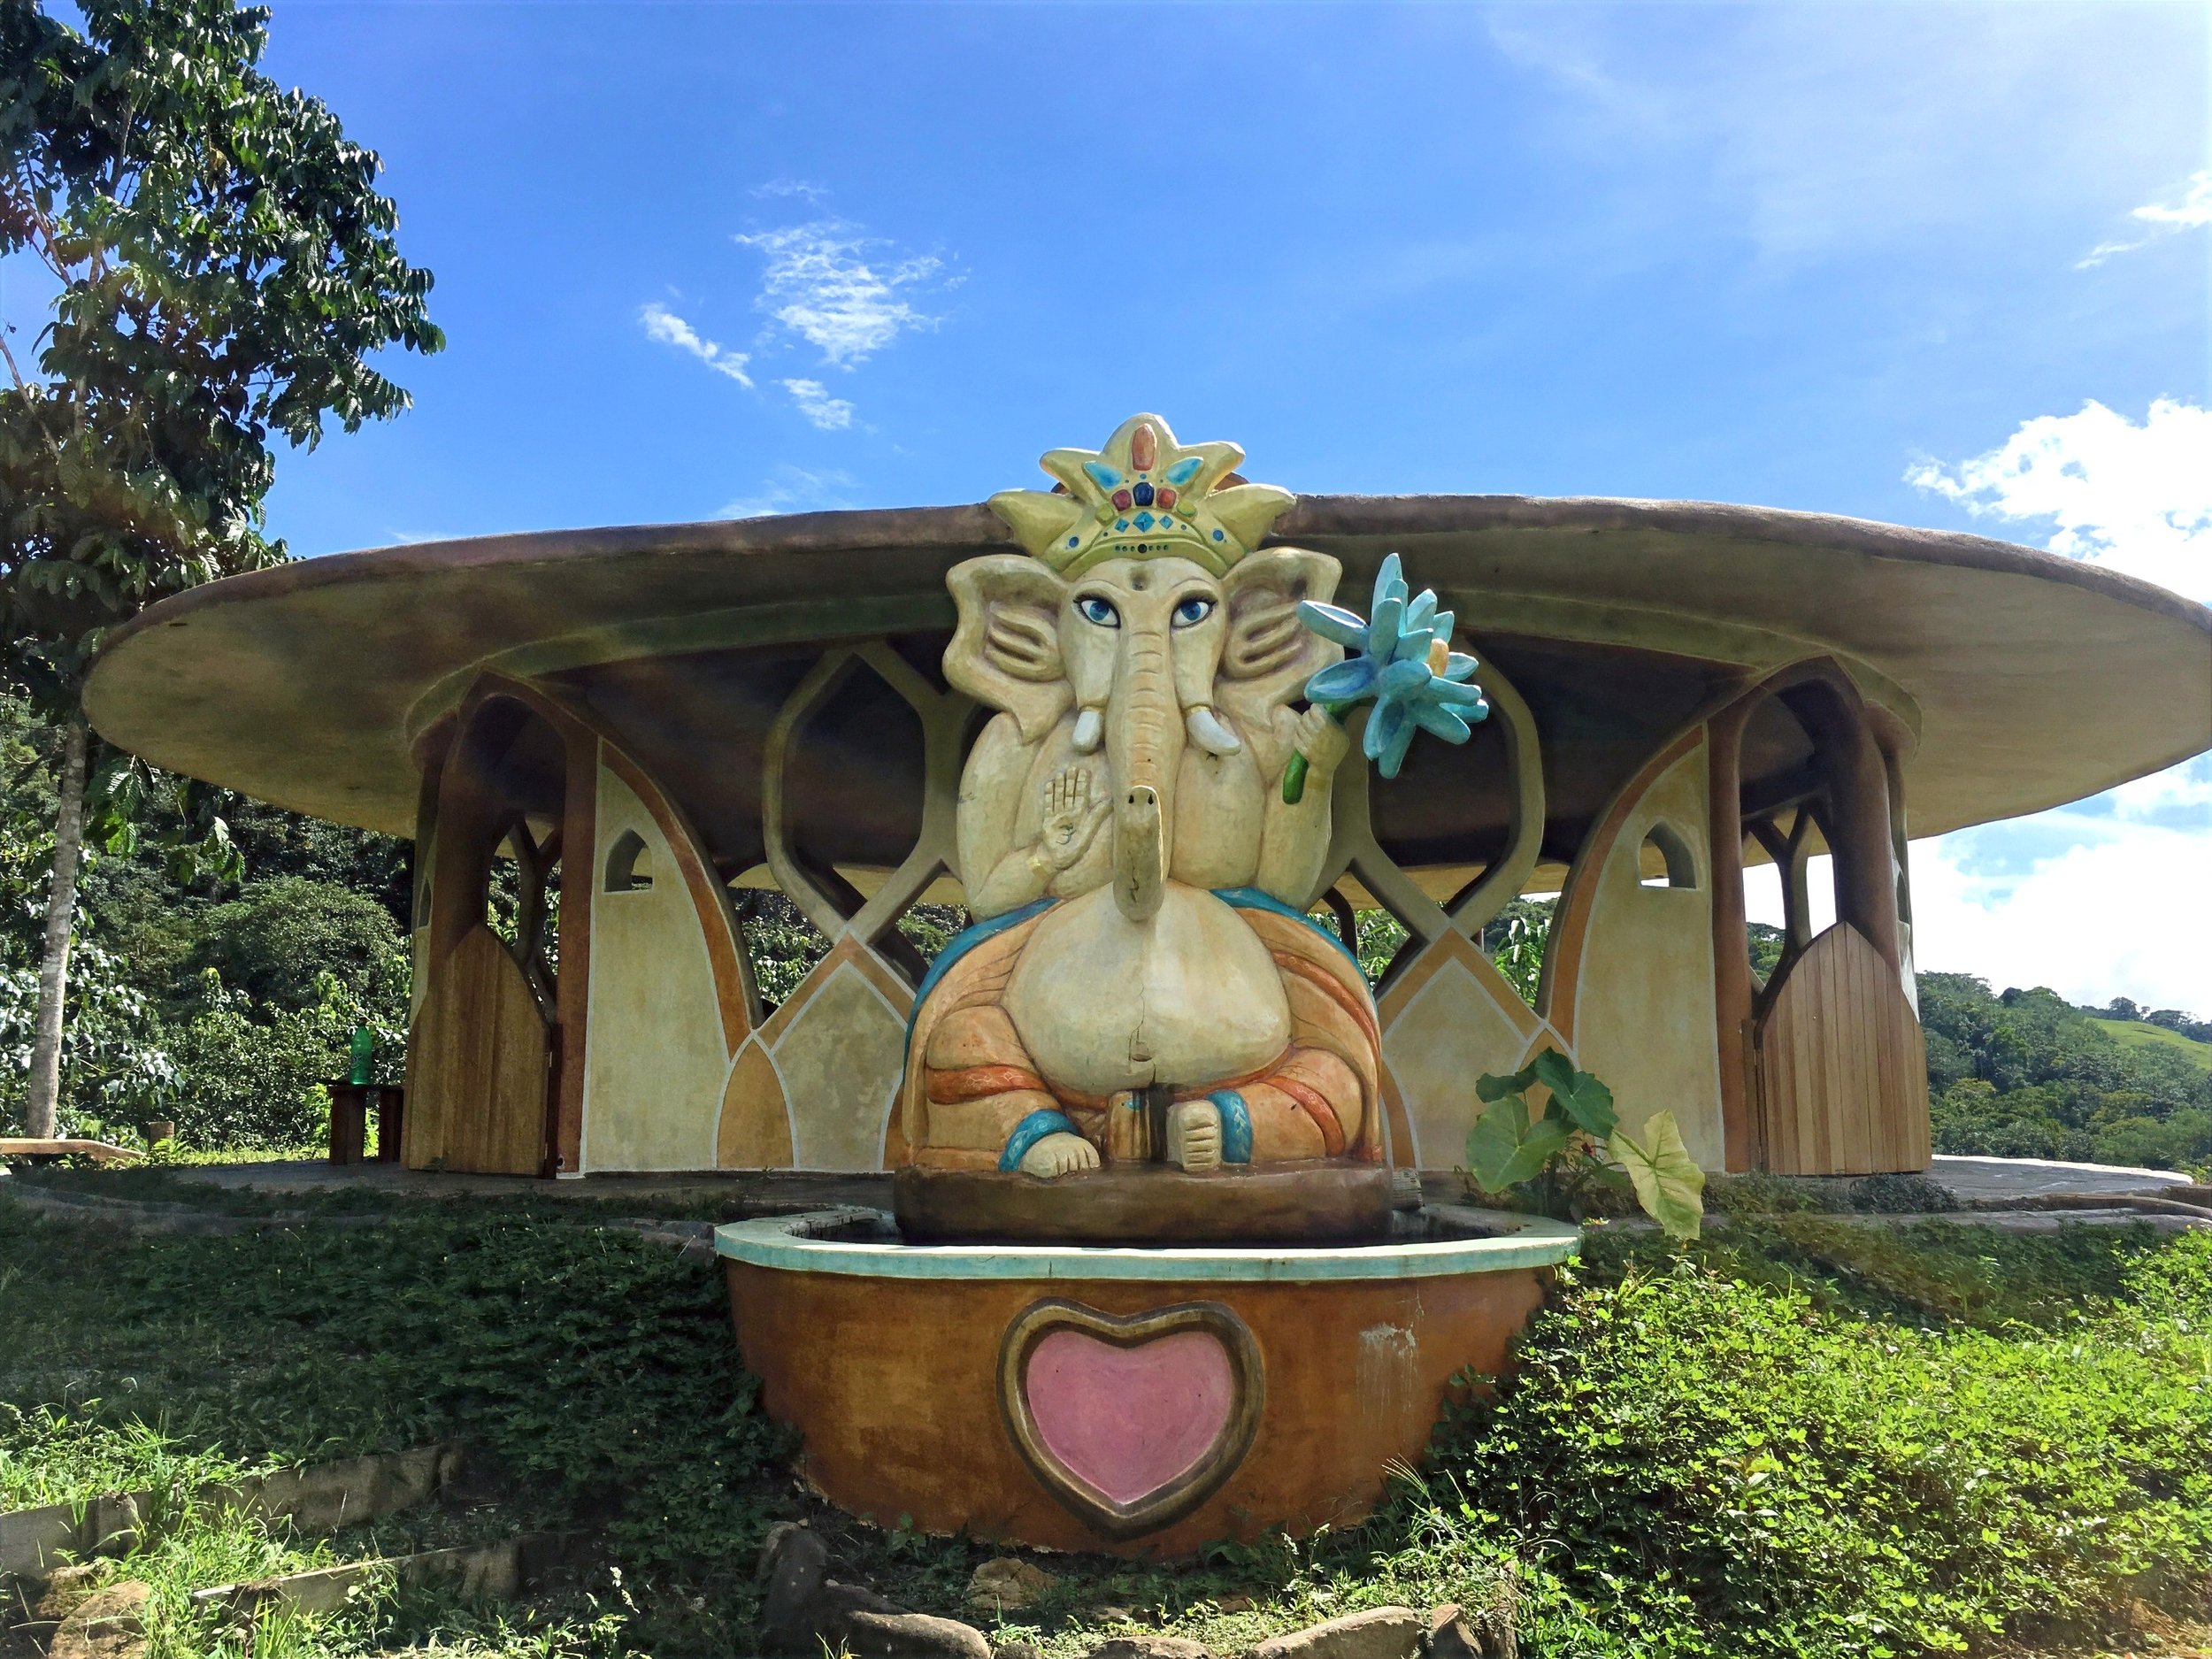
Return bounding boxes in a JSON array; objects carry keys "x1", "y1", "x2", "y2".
[{"x1": 0, "y1": 0, "x2": 440, "y2": 1135}]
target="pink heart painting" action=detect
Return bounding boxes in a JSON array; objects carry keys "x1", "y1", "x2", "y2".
[{"x1": 999, "y1": 1300, "x2": 1264, "y2": 1539}]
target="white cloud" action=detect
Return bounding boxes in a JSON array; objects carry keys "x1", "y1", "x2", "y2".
[
  {"x1": 640, "y1": 302, "x2": 753, "y2": 387},
  {"x1": 2108, "y1": 758, "x2": 2212, "y2": 818},
  {"x1": 720, "y1": 465, "x2": 855, "y2": 520},
  {"x1": 1907, "y1": 815, "x2": 2210, "y2": 1012},
  {"x1": 1787, "y1": 410, "x2": 2212, "y2": 1013},
  {"x1": 735, "y1": 220, "x2": 943, "y2": 367},
  {"x1": 1746, "y1": 772, "x2": 2211, "y2": 1015},
  {"x1": 1905, "y1": 397, "x2": 2211, "y2": 602},
  {"x1": 780, "y1": 378, "x2": 854, "y2": 431},
  {"x1": 2077, "y1": 169, "x2": 2212, "y2": 267}
]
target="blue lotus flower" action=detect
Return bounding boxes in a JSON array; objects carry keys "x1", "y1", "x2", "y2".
[{"x1": 1295, "y1": 553, "x2": 1489, "y2": 778}]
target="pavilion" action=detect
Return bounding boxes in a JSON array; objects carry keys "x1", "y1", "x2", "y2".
[{"x1": 83, "y1": 488, "x2": 2212, "y2": 1180}]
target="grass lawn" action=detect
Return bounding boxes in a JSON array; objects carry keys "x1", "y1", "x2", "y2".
[
  {"x1": 1, "y1": 1177, "x2": 2208, "y2": 1658},
  {"x1": 2092, "y1": 1018, "x2": 2212, "y2": 1072}
]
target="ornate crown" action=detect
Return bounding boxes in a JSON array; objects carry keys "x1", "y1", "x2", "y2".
[{"x1": 987, "y1": 413, "x2": 1295, "y2": 578}]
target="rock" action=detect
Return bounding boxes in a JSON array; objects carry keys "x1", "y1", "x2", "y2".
[
  {"x1": 993, "y1": 1644, "x2": 1046, "y2": 1659},
  {"x1": 842, "y1": 1608, "x2": 994, "y2": 1659},
  {"x1": 47, "y1": 1581, "x2": 150, "y2": 1659},
  {"x1": 31, "y1": 1563, "x2": 108, "y2": 1622},
  {"x1": 1214, "y1": 1594, "x2": 1254, "y2": 1615},
  {"x1": 820, "y1": 1578, "x2": 908, "y2": 1624},
  {"x1": 1087, "y1": 1605, "x2": 1136, "y2": 1624},
  {"x1": 756, "y1": 1525, "x2": 833, "y2": 1649},
  {"x1": 1085, "y1": 1638, "x2": 1213, "y2": 1659},
  {"x1": 967, "y1": 1558, "x2": 1058, "y2": 1614},
  {"x1": 1250, "y1": 1606, "x2": 1423, "y2": 1659},
  {"x1": 757, "y1": 1561, "x2": 912, "y2": 1657},
  {"x1": 1426, "y1": 1579, "x2": 1517, "y2": 1659}
]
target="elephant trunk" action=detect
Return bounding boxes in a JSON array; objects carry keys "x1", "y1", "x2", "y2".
[{"x1": 1109, "y1": 628, "x2": 1182, "y2": 924}]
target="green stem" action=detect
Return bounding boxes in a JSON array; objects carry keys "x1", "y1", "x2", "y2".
[{"x1": 1281, "y1": 703, "x2": 1353, "y2": 804}]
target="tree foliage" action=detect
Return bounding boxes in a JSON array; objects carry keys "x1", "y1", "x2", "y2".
[
  {"x1": 1922, "y1": 972, "x2": 2211, "y2": 1171},
  {"x1": 0, "y1": 0, "x2": 441, "y2": 694},
  {"x1": 0, "y1": 700, "x2": 406, "y2": 1142}
]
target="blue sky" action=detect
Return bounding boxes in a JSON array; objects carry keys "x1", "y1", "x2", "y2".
[{"x1": 122, "y1": 5, "x2": 2212, "y2": 1005}]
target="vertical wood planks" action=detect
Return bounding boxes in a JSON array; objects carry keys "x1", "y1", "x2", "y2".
[
  {"x1": 1755, "y1": 922, "x2": 1931, "y2": 1175},
  {"x1": 406, "y1": 924, "x2": 550, "y2": 1176}
]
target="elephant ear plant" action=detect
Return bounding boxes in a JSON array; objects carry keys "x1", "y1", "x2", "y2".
[{"x1": 1467, "y1": 1048, "x2": 1706, "y2": 1239}]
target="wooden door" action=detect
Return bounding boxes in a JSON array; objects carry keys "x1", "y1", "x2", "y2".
[
  {"x1": 403, "y1": 924, "x2": 554, "y2": 1175},
  {"x1": 1754, "y1": 921, "x2": 1931, "y2": 1174}
]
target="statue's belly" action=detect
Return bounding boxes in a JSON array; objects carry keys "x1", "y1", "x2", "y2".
[{"x1": 1005, "y1": 884, "x2": 1290, "y2": 1098}]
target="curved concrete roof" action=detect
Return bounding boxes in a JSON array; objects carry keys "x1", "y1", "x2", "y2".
[{"x1": 84, "y1": 495, "x2": 2211, "y2": 845}]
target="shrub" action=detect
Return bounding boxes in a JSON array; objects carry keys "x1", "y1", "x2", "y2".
[
  {"x1": 184, "y1": 875, "x2": 408, "y2": 1015},
  {"x1": 139, "y1": 970, "x2": 402, "y2": 1149},
  {"x1": 1417, "y1": 1233, "x2": 2212, "y2": 1656}
]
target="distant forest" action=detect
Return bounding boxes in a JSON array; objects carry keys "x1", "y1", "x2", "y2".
[{"x1": 3, "y1": 702, "x2": 2206, "y2": 1172}]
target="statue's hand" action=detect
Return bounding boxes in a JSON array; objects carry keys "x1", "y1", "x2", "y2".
[
  {"x1": 1290, "y1": 705, "x2": 1349, "y2": 780},
  {"x1": 1037, "y1": 764, "x2": 1110, "y2": 873},
  {"x1": 1168, "y1": 1100, "x2": 1224, "y2": 1172},
  {"x1": 1018, "y1": 1130, "x2": 1101, "y2": 1179}
]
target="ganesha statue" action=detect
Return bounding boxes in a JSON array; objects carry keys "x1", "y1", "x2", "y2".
[{"x1": 896, "y1": 415, "x2": 1386, "y2": 1193}]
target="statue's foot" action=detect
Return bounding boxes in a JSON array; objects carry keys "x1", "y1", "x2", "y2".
[
  {"x1": 1167, "y1": 1100, "x2": 1224, "y2": 1171},
  {"x1": 1018, "y1": 1130, "x2": 1101, "y2": 1179}
]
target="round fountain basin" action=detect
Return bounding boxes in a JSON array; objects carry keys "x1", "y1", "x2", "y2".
[{"x1": 715, "y1": 1204, "x2": 1579, "y2": 1555}]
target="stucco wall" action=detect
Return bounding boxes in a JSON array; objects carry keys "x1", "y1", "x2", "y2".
[
  {"x1": 1379, "y1": 932, "x2": 1560, "y2": 1171},
  {"x1": 1565, "y1": 741, "x2": 1728, "y2": 1169},
  {"x1": 578, "y1": 756, "x2": 733, "y2": 1171}
]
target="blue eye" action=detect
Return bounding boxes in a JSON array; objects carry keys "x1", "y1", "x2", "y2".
[
  {"x1": 1171, "y1": 595, "x2": 1216, "y2": 628},
  {"x1": 1076, "y1": 595, "x2": 1120, "y2": 627}
]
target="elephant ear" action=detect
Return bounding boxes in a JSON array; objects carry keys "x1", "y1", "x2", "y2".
[
  {"x1": 1214, "y1": 547, "x2": 1342, "y2": 734},
  {"x1": 944, "y1": 555, "x2": 1073, "y2": 742}
]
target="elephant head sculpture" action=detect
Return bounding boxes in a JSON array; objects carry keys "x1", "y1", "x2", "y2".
[
  {"x1": 943, "y1": 539, "x2": 1345, "y2": 922},
  {"x1": 896, "y1": 416, "x2": 1386, "y2": 1187}
]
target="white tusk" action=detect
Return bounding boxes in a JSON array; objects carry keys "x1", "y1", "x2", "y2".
[
  {"x1": 1071, "y1": 706, "x2": 1103, "y2": 754},
  {"x1": 1185, "y1": 705, "x2": 1242, "y2": 756}
]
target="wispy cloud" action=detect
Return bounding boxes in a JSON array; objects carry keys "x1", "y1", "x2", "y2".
[
  {"x1": 1484, "y1": 10, "x2": 2203, "y2": 267},
  {"x1": 1893, "y1": 398, "x2": 2212, "y2": 1011},
  {"x1": 735, "y1": 220, "x2": 945, "y2": 368},
  {"x1": 2077, "y1": 170, "x2": 2212, "y2": 268},
  {"x1": 1905, "y1": 397, "x2": 2210, "y2": 602},
  {"x1": 639, "y1": 301, "x2": 753, "y2": 387},
  {"x1": 754, "y1": 178, "x2": 828, "y2": 204},
  {"x1": 780, "y1": 378, "x2": 854, "y2": 431},
  {"x1": 720, "y1": 464, "x2": 856, "y2": 520}
]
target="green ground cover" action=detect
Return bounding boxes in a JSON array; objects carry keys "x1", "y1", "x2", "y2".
[{"x1": 3, "y1": 1191, "x2": 2206, "y2": 1659}]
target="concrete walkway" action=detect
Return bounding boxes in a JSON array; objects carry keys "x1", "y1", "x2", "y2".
[{"x1": 1926, "y1": 1154, "x2": 2193, "y2": 1201}]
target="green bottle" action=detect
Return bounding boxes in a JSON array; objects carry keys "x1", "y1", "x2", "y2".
[{"x1": 349, "y1": 1025, "x2": 374, "y2": 1087}]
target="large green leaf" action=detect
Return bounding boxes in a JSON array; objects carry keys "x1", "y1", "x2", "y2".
[
  {"x1": 1532, "y1": 1048, "x2": 1617, "y2": 1139},
  {"x1": 1467, "y1": 1093, "x2": 1576, "y2": 1193},
  {"x1": 1475, "y1": 1062, "x2": 1539, "y2": 1103},
  {"x1": 1609, "y1": 1110, "x2": 1706, "y2": 1240}
]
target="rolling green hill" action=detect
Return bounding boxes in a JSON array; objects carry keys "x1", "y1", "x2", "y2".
[{"x1": 2093, "y1": 1017, "x2": 2212, "y2": 1071}]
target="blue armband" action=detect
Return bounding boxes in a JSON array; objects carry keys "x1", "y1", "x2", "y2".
[
  {"x1": 1208, "y1": 1090, "x2": 1254, "y2": 1165},
  {"x1": 1000, "y1": 1110, "x2": 1079, "y2": 1173}
]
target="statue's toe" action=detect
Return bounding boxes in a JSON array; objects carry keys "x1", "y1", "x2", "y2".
[
  {"x1": 1018, "y1": 1131, "x2": 1099, "y2": 1179},
  {"x1": 1168, "y1": 1100, "x2": 1224, "y2": 1171}
]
